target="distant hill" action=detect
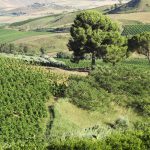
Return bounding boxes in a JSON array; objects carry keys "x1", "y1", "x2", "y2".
[
  {"x1": 109, "y1": 0, "x2": 150, "y2": 14},
  {"x1": 0, "y1": 0, "x2": 124, "y2": 10}
]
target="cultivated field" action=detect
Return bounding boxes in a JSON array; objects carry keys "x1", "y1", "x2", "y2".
[
  {"x1": 0, "y1": 29, "x2": 48, "y2": 43},
  {"x1": 109, "y1": 12, "x2": 150, "y2": 24}
]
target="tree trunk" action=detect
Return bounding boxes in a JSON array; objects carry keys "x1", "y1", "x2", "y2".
[
  {"x1": 147, "y1": 52, "x2": 150, "y2": 64},
  {"x1": 91, "y1": 52, "x2": 96, "y2": 70}
]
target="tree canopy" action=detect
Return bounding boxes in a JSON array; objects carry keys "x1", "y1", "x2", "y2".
[{"x1": 68, "y1": 11, "x2": 127, "y2": 67}]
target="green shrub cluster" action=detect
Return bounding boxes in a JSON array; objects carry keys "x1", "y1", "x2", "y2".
[
  {"x1": 91, "y1": 65, "x2": 150, "y2": 116},
  {"x1": 48, "y1": 57, "x2": 67, "y2": 68},
  {"x1": 48, "y1": 127, "x2": 150, "y2": 150},
  {"x1": 66, "y1": 65, "x2": 150, "y2": 116},
  {"x1": 66, "y1": 77, "x2": 111, "y2": 111},
  {"x1": 0, "y1": 43, "x2": 36, "y2": 55},
  {"x1": 56, "y1": 52, "x2": 72, "y2": 59}
]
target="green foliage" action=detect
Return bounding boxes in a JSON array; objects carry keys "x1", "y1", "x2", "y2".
[
  {"x1": 113, "y1": 117, "x2": 129, "y2": 129},
  {"x1": 56, "y1": 52, "x2": 72, "y2": 59},
  {"x1": 0, "y1": 53, "x2": 67, "y2": 69},
  {"x1": 0, "y1": 57, "x2": 52, "y2": 144},
  {"x1": 65, "y1": 64, "x2": 150, "y2": 116},
  {"x1": 103, "y1": 44, "x2": 127, "y2": 65},
  {"x1": 0, "y1": 57, "x2": 67, "y2": 148},
  {"x1": 104, "y1": 131, "x2": 143, "y2": 150},
  {"x1": 48, "y1": 138, "x2": 104, "y2": 150},
  {"x1": 48, "y1": 127, "x2": 150, "y2": 150},
  {"x1": 91, "y1": 65, "x2": 150, "y2": 116},
  {"x1": 128, "y1": 32, "x2": 150, "y2": 62},
  {"x1": 68, "y1": 11, "x2": 127, "y2": 66},
  {"x1": 0, "y1": 43, "x2": 34, "y2": 55},
  {"x1": 66, "y1": 79, "x2": 111, "y2": 111}
]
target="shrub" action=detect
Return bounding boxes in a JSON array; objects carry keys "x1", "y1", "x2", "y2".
[
  {"x1": 48, "y1": 57, "x2": 67, "y2": 68},
  {"x1": 90, "y1": 65, "x2": 150, "y2": 116},
  {"x1": 48, "y1": 139, "x2": 103, "y2": 150},
  {"x1": 114, "y1": 116, "x2": 129, "y2": 129},
  {"x1": 66, "y1": 78, "x2": 112, "y2": 111},
  {"x1": 56, "y1": 52, "x2": 72, "y2": 59},
  {"x1": 104, "y1": 131, "x2": 144, "y2": 150}
]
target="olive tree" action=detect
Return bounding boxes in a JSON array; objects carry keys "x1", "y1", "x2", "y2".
[{"x1": 68, "y1": 11, "x2": 127, "y2": 68}]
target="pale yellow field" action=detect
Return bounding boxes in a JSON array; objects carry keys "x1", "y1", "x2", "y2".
[
  {"x1": 13, "y1": 33, "x2": 70, "y2": 53},
  {"x1": 109, "y1": 12, "x2": 150, "y2": 24}
]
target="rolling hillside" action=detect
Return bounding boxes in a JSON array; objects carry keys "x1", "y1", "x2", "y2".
[
  {"x1": 0, "y1": 0, "x2": 127, "y2": 10},
  {"x1": 109, "y1": 0, "x2": 150, "y2": 13},
  {"x1": 0, "y1": 0, "x2": 129, "y2": 24},
  {"x1": 9, "y1": 10, "x2": 150, "y2": 32}
]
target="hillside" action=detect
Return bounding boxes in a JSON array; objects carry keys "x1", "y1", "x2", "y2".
[
  {"x1": 0, "y1": 56, "x2": 149, "y2": 149},
  {"x1": 109, "y1": 0, "x2": 150, "y2": 13},
  {"x1": 9, "y1": 10, "x2": 150, "y2": 31},
  {"x1": 0, "y1": 0, "x2": 127, "y2": 10},
  {"x1": 0, "y1": 0, "x2": 129, "y2": 24},
  {"x1": 0, "y1": 1, "x2": 150, "y2": 149}
]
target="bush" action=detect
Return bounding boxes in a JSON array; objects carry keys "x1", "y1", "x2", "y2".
[
  {"x1": 56, "y1": 52, "x2": 72, "y2": 59},
  {"x1": 66, "y1": 78, "x2": 112, "y2": 111},
  {"x1": 48, "y1": 57, "x2": 67, "y2": 68},
  {"x1": 113, "y1": 116, "x2": 129, "y2": 129},
  {"x1": 47, "y1": 128, "x2": 150, "y2": 150},
  {"x1": 48, "y1": 139, "x2": 103, "y2": 150},
  {"x1": 90, "y1": 65, "x2": 150, "y2": 116},
  {"x1": 104, "y1": 131, "x2": 144, "y2": 150}
]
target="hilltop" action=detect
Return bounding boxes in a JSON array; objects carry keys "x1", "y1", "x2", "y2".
[{"x1": 109, "y1": 0, "x2": 150, "y2": 13}]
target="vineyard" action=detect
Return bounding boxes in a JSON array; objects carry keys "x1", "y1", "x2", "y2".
[
  {"x1": 0, "y1": 57, "x2": 67, "y2": 149},
  {"x1": 122, "y1": 24, "x2": 150, "y2": 36}
]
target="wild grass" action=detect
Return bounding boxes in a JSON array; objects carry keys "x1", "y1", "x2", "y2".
[{"x1": 48, "y1": 99, "x2": 141, "y2": 140}]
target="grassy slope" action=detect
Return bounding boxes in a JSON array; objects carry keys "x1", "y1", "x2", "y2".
[
  {"x1": 48, "y1": 98, "x2": 141, "y2": 140},
  {"x1": 9, "y1": 12, "x2": 144, "y2": 31},
  {"x1": 0, "y1": 29, "x2": 48, "y2": 43},
  {"x1": 14, "y1": 33, "x2": 69, "y2": 53},
  {"x1": 8, "y1": 5, "x2": 150, "y2": 32},
  {"x1": 9, "y1": 5, "x2": 109, "y2": 30},
  {"x1": 0, "y1": 29, "x2": 69, "y2": 53}
]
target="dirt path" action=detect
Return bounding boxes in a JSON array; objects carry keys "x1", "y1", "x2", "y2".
[{"x1": 45, "y1": 66, "x2": 89, "y2": 76}]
